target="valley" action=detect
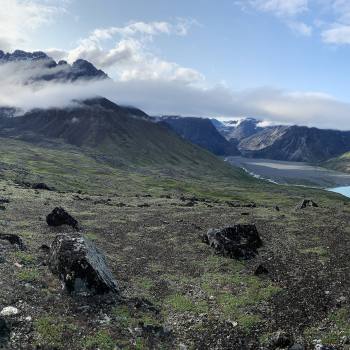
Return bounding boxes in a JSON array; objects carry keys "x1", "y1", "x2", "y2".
[{"x1": 226, "y1": 157, "x2": 350, "y2": 188}]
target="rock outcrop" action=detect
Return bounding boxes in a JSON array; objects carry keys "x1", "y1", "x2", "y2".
[
  {"x1": 49, "y1": 234, "x2": 118, "y2": 295},
  {"x1": 296, "y1": 199, "x2": 318, "y2": 210},
  {"x1": 203, "y1": 224, "x2": 262, "y2": 259},
  {"x1": 46, "y1": 207, "x2": 79, "y2": 230}
]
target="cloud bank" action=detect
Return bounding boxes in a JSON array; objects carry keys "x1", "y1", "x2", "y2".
[{"x1": 2, "y1": 58, "x2": 350, "y2": 131}]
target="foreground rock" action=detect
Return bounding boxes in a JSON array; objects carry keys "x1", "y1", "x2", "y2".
[
  {"x1": 203, "y1": 224, "x2": 262, "y2": 259},
  {"x1": 0, "y1": 233, "x2": 26, "y2": 250},
  {"x1": 46, "y1": 207, "x2": 79, "y2": 230},
  {"x1": 49, "y1": 234, "x2": 118, "y2": 295},
  {"x1": 0, "y1": 317, "x2": 10, "y2": 346},
  {"x1": 32, "y1": 182, "x2": 54, "y2": 191},
  {"x1": 296, "y1": 199, "x2": 318, "y2": 210}
]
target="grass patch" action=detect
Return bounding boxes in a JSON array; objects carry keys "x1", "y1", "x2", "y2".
[
  {"x1": 13, "y1": 251, "x2": 36, "y2": 265},
  {"x1": 17, "y1": 268, "x2": 40, "y2": 282},
  {"x1": 35, "y1": 316, "x2": 77, "y2": 349},
  {"x1": 164, "y1": 294, "x2": 208, "y2": 314},
  {"x1": 83, "y1": 330, "x2": 115, "y2": 350}
]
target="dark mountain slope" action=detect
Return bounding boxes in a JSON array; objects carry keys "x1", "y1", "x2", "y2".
[
  {"x1": 0, "y1": 98, "x2": 244, "y2": 179},
  {"x1": 239, "y1": 125, "x2": 350, "y2": 162},
  {"x1": 158, "y1": 116, "x2": 240, "y2": 156}
]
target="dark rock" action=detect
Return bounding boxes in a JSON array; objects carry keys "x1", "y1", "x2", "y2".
[
  {"x1": 315, "y1": 346, "x2": 337, "y2": 350},
  {"x1": 116, "y1": 202, "x2": 126, "y2": 207},
  {"x1": 31, "y1": 183, "x2": 54, "y2": 191},
  {"x1": 140, "y1": 323, "x2": 172, "y2": 340},
  {"x1": 49, "y1": 234, "x2": 118, "y2": 295},
  {"x1": 0, "y1": 206, "x2": 5, "y2": 211},
  {"x1": 138, "y1": 203, "x2": 150, "y2": 208},
  {"x1": 0, "y1": 198, "x2": 9, "y2": 204},
  {"x1": 275, "y1": 206, "x2": 280, "y2": 211},
  {"x1": 289, "y1": 345, "x2": 305, "y2": 350},
  {"x1": 296, "y1": 199, "x2": 318, "y2": 210},
  {"x1": 241, "y1": 212, "x2": 250, "y2": 216},
  {"x1": 0, "y1": 234, "x2": 26, "y2": 250},
  {"x1": 268, "y1": 331, "x2": 293, "y2": 349},
  {"x1": 0, "y1": 317, "x2": 10, "y2": 346},
  {"x1": 0, "y1": 256, "x2": 5, "y2": 264},
  {"x1": 39, "y1": 244, "x2": 50, "y2": 253},
  {"x1": 183, "y1": 201, "x2": 195, "y2": 207},
  {"x1": 46, "y1": 207, "x2": 79, "y2": 230},
  {"x1": 254, "y1": 264, "x2": 269, "y2": 276},
  {"x1": 203, "y1": 224, "x2": 262, "y2": 260}
]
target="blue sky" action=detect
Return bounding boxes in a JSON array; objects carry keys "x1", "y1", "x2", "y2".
[{"x1": 3, "y1": 0, "x2": 350, "y2": 128}]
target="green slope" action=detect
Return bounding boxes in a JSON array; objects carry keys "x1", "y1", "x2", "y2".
[{"x1": 323, "y1": 152, "x2": 350, "y2": 173}]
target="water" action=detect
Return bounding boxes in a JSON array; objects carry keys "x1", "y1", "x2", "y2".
[{"x1": 329, "y1": 186, "x2": 350, "y2": 198}]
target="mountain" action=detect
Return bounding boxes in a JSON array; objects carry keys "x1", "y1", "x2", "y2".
[
  {"x1": 214, "y1": 118, "x2": 263, "y2": 141},
  {"x1": 0, "y1": 50, "x2": 108, "y2": 82},
  {"x1": 158, "y1": 116, "x2": 240, "y2": 156},
  {"x1": 0, "y1": 98, "x2": 245, "y2": 180},
  {"x1": 238, "y1": 125, "x2": 350, "y2": 162}
]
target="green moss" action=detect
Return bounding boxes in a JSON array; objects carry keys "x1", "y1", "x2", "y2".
[
  {"x1": 83, "y1": 330, "x2": 115, "y2": 350},
  {"x1": 164, "y1": 294, "x2": 208, "y2": 314},
  {"x1": 17, "y1": 268, "x2": 40, "y2": 282},
  {"x1": 35, "y1": 316, "x2": 77, "y2": 349},
  {"x1": 13, "y1": 251, "x2": 36, "y2": 265}
]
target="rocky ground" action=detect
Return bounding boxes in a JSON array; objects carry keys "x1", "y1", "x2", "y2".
[{"x1": 0, "y1": 179, "x2": 350, "y2": 349}]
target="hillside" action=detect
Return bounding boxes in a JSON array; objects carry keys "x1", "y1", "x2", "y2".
[
  {"x1": 158, "y1": 116, "x2": 240, "y2": 156},
  {"x1": 238, "y1": 125, "x2": 350, "y2": 162},
  {"x1": 323, "y1": 152, "x2": 350, "y2": 173}
]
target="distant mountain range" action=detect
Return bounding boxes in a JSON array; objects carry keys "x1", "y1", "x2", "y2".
[
  {"x1": 163, "y1": 115, "x2": 350, "y2": 163},
  {"x1": 3, "y1": 50, "x2": 350, "y2": 165},
  {"x1": 157, "y1": 116, "x2": 240, "y2": 156}
]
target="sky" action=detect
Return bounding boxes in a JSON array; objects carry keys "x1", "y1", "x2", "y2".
[{"x1": 2, "y1": 0, "x2": 350, "y2": 129}]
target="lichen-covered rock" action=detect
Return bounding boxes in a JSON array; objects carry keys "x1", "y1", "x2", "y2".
[
  {"x1": 49, "y1": 234, "x2": 118, "y2": 295},
  {"x1": 46, "y1": 207, "x2": 79, "y2": 230},
  {"x1": 296, "y1": 199, "x2": 318, "y2": 210},
  {"x1": 203, "y1": 224, "x2": 262, "y2": 260}
]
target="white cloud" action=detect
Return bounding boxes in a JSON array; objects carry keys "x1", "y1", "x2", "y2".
[
  {"x1": 322, "y1": 24, "x2": 350, "y2": 44},
  {"x1": 242, "y1": 0, "x2": 311, "y2": 36},
  {"x1": 249, "y1": 0, "x2": 309, "y2": 16},
  {"x1": 287, "y1": 20, "x2": 313, "y2": 36},
  {"x1": 0, "y1": 0, "x2": 66, "y2": 51},
  {"x1": 2, "y1": 60, "x2": 350, "y2": 130},
  {"x1": 46, "y1": 20, "x2": 204, "y2": 84}
]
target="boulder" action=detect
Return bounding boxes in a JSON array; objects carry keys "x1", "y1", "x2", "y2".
[
  {"x1": 203, "y1": 224, "x2": 262, "y2": 260},
  {"x1": 32, "y1": 183, "x2": 54, "y2": 191},
  {"x1": 0, "y1": 233, "x2": 26, "y2": 250},
  {"x1": 254, "y1": 264, "x2": 269, "y2": 276},
  {"x1": 0, "y1": 317, "x2": 10, "y2": 346},
  {"x1": 268, "y1": 331, "x2": 293, "y2": 349},
  {"x1": 296, "y1": 199, "x2": 318, "y2": 210},
  {"x1": 46, "y1": 207, "x2": 79, "y2": 230},
  {"x1": 49, "y1": 234, "x2": 118, "y2": 295}
]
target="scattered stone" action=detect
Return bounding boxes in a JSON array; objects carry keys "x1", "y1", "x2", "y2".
[
  {"x1": 31, "y1": 183, "x2": 54, "y2": 191},
  {"x1": 49, "y1": 234, "x2": 118, "y2": 295},
  {"x1": 241, "y1": 212, "x2": 250, "y2": 216},
  {"x1": 0, "y1": 317, "x2": 10, "y2": 345},
  {"x1": 39, "y1": 244, "x2": 50, "y2": 253},
  {"x1": 46, "y1": 207, "x2": 79, "y2": 230},
  {"x1": 0, "y1": 306, "x2": 19, "y2": 317},
  {"x1": 183, "y1": 201, "x2": 195, "y2": 207},
  {"x1": 275, "y1": 206, "x2": 280, "y2": 211},
  {"x1": 0, "y1": 233, "x2": 26, "y2": 250},
  {"x1": 0, "y1": 206, "x2": 5, "y2": 211},
  {"x1": 254, "y1": 264, "x2": 269, "y2": 276},
  {"x1": 315, "y1": 345, "x2": 337, "y2": 350},
  {"x1": 203, "y1": 224, "x2": 262, "y2": 260},
  {"x1": 138, "y1": 203, "x2": 150, "y2": 208},
  {"x1": 0, "y1": 198, "x2": 9, "y2": 204},
  {"x1": 116, "y1": 202, "x2": 126, "y2": 207},
  {"x1": 296, "y1": 199, "x2": 318, "y2": 210},
  {"x1": 268, "y1": 331, "x2": 293, "y2": 349},
  {"x1": 289, "y1": 345, "x2": 305, "y2": 350},
  {"x1": 0, "y1": 256, "x2": 5, "y2": 264}
]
